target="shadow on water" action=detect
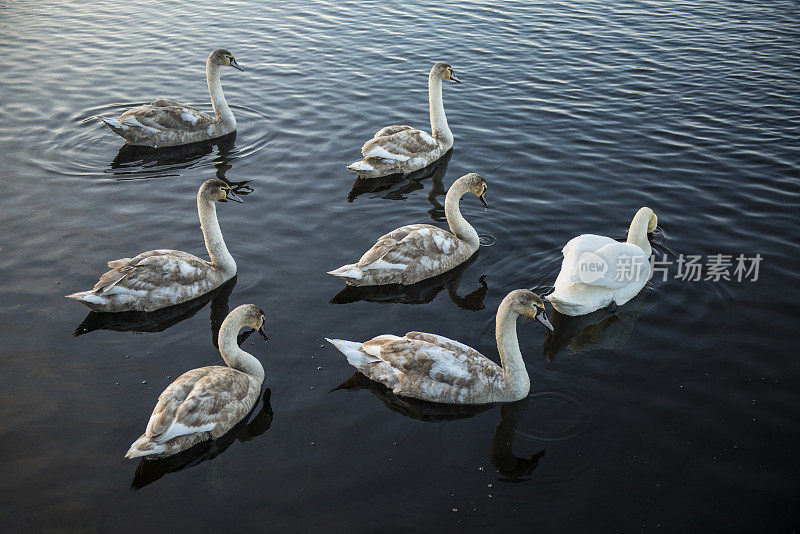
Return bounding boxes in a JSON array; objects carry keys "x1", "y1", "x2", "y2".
[
  {"x1": 542, "y1": 295, "x2": 647, "y2": 362},
  {"x1": 130, "y1": 388, "x2": 273, "y2": 491},
  {"x1": 347, "y1": 149, "x2": 452, "y2": 219},
  {"x1": 73, "y1": 276, "x2": 237, "y2": 345},
  {"x1": 106, "y1": 132, "x2": 238, "y2": 180},
  {"x1": 334, "y1": 373, "x2": 545, "y2": 481},
  {"x1": 330, "y1": 251, "x2": 487, "y2": 310}
]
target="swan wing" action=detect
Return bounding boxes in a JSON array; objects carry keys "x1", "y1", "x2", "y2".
[
  {"x1": 357, "y1": 224, "x2": 457, "y2": 270},
  {"x1": 144, "y1": 367, "x2": 215, "y2": 438},
  {"x1": 360, "y1": 128, "x2": 439, "y2": 161},
  {"x1": 373, "y1": 125, "x2": 413, "y2": 138},
  {"x1": 118, "y1": 103, "x2": 216, "y2": 134},
  {"x1": 362, "y1": 332, "x2": 502, "y2": 398},
  {"x1": 153, "y1": 368, "x2": 252, "y2": 443},
  {"x1": 557, "y1": 235, "x2": 649, "y2": 290},
  {"x1": 91, "y1": 250, "x2": 211, "y2": 294}
]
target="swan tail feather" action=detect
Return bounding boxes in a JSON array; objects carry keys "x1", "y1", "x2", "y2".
[
  {"x1": 327, "y1": 264, "x2": 364, "y2": 283},
  {"x1": 125, "y1": 435, "x2": 165, "y2": 459}
]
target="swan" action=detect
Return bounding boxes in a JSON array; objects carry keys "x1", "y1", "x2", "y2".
[
  {"x1": 326, "y1": 289, "x2": 553, "y2": 405},
  {"x1": 327, "y1": 173, "x2": 487, "y2": 286},
  {"x1": 125, "y1": 304, "x2": 268, "y2": 459},
  {"x1": 96, "y1": 49, "x2": 244, "y2": 147},
  {"x1": 347, "y1": 63, "x2": 460, "y2": 179},
  {"x1": 547, "y1": 207, "x2": 658, "y2": 316},
  {"x1": 66, "y1": 179, "x2": 242, "y2": 312}
]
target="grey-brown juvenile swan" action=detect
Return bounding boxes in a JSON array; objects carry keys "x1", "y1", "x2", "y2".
[
  {"x1": 126, "y1": 304, "x2": 268, "y2": 459},
  {"x1": 96, "y1": 49, "x2": 244, "y2": 147},
  {"x1": 326, "y1": 289, "x2": 554, "y2": 405},
  {"x1": 347, "y1": 63, "x2": 461, "y2": 179},
  {"x1": 66, "y1": 179, "x2": 241, "y2": 312}
]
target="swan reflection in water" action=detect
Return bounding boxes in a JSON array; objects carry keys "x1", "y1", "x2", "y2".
[
  {"x1": 543, "y1": 295, "x2": 647, "y2": 362},
  {"x1": 330, "y1": 252, "x2": 487, "y2": 310},
  {"x1": 73, "y1": 276, "x2": 237, "y2": 346},
  {"x1": 347, "y1": 149, "x2": 452, "y2": 212},
  {"x1": 334, "y1": 373, "x2": 545, "y2": 481},
  {"x1": 108, "y1": 131, "x2": 238, "y2": 179},
  {"x1": 130, "y1": 387, "x2": 273, "y2": 490}
]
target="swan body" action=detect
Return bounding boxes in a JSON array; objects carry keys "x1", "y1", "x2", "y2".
[
  {"x1": 66, "y1": 179, "x2": 241, "y2": 312},
  {"x1": 328, "y1": 173, "x2": 487, "y2": 286},
  {"x1": 347, "y1": 63, "x2": 460, "y2": 179},
  {"x1": 126, "y1": 304, "x2": 268, "y2": 459},
  {"x1": 97, "y1": 49, "x2": 243, "y2": 148},
  {"x1": 326, "y1": 289, "x2": 553, "y2": 405},
  {"x1": 547, "y1": 207, "x2": 658, "y2": 316}
]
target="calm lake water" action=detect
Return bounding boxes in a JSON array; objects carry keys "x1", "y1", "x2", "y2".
[{"x1": 1, "y1": 0, "x2": 798, "y2": 530}]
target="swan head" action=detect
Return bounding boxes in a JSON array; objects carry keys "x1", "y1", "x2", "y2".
[
  {"x1": 455, "y1": 172, "x2": 488, "y2": 209},
  {"x1": 209, "y1": 48, "x2": 244, "y2": 71},
  {"x1": 431, "y1": 62, "x2": 461, "y2": 84},
  {"x1": 508, "y1": 289, "x2": 554, "y2": 331},
  {"x1": 232, "y1": 304, "x2": 269, "y2": 345},
  {"x1": 199, "y1": 178, "x2": 244, "y2": 204},
  {"x1": 627, "y1": 207, "x2": 658, "y2": 255}
]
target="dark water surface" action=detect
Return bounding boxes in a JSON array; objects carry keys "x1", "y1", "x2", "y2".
[{"x1": 1, "y1": 0, "x2": 798, "y2": 531}]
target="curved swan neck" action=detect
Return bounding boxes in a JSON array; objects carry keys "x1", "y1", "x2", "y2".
[
  {"x1": 428, "y1": 73, "x2": 452, "y2": 146},
  {"x1": 197, "y1": 193, "x2": 236, "y2": 276},
  {"x1": 495, "y1": 298, "x2": 530, "y2": 398},
  {"x1": 206, "y1": 59, "x2": 235, "y2": 129},
  {"x1": 218, "y1": 308, "x2": 265, "y2": 381},
  {"x1": 626, "y1": 209, "x2": 654, "y2": 256},
  {"x1": 444, "y1": 181, "x2": 479, "y2": 247}
]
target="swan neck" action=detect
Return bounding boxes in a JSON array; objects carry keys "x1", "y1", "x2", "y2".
[
  {"x1": 207, "y1": 60, "x2": 235, "y2": 129},
  {"x1": 428, "y1": 74, "x2": 452, "y2": 145},
  {"x1": 495, "y1": 300, "x2": 530, "y2": 398},
  {"x1": 626, "y1": 211, "x2": 652, "y2": 256},
  {"x1": 197, "y1": 194, "x2": 236, "y2": 276},
  {"x1": 444, "y1": 183, "x2": 479, "y2": 247},
  {"x1": 218, "y1": 312, "x2": 264, "y2": 381}
]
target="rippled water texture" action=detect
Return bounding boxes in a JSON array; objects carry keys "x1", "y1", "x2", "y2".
[{"x1": 1, "y1": 0, "x2": 798, "y2": 530}]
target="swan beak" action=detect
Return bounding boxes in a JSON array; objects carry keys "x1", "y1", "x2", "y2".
[
  {"x1": 230, "y1": 58, "x2": 244, "y2": 71},
  {"x1": 224, "y1": 188, "x2": 244, "y2": 203},
  {"x1": 450, "y1": 73, "x2": 462, "y2": 84},
  {"x1": 537, "y1": 312, "x2": 554, "y2": 331},
  {"x1": 479, "y1": 192, "x2": 488, "y2": 210},
  {"x1": 257, "y1": 324, "x2": 269, "y2": 341}
]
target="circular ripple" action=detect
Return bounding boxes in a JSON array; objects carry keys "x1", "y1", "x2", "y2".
[
  {"x1": 34, "y1": 102, "x2": 274, "y2": 181},
  {"x1": 479, "y1": 233, "x2": 497, "y2": 247},
  {"x1": 514, "y1": 390, "x2": 594, "y2": 442}
]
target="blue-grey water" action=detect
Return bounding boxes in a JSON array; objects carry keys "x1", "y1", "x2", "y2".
[{"x1": 1, "y1": 0, "x2": 798, "y2": 530}]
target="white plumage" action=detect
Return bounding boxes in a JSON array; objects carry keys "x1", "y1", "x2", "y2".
[{"x1": 547, "y1": 207, "x2": 658, "y2": 316}]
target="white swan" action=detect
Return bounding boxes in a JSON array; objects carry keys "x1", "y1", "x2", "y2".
[
  {"x1": 327, "y1": 289, "x2": 553, "y2": 405},
  {"x1": 66, "y1": 179, "x2": 241, "y2": 312},
  {"x1": 328, "y1": 173, "x2": 487, "y2": 286},
  {"x1": 126, "y1": 304, "x2": 268, "y2": 459},
  {"x1": 347, "y1": 62, "x2": 460, "y2": 179},
  {"x1": 96, "y1": 49, "x2": 243, "y2": 147},
  {"x1": 547, "y1": 207, "x2": 658, "y2": 316}
]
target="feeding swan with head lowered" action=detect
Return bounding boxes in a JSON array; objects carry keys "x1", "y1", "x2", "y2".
[
  {"x1": 95, "y1": 49, "x2": 244, "y2": 147},
  {"x1": 347, "y1": 62, "x2": 461, "y2": 179},
  {"x1": 547, "y1": 207, "x2": 659, "y2": 316},
  {"x1": 66, "y1": 179, "x2": 243, "y2": 313}
]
